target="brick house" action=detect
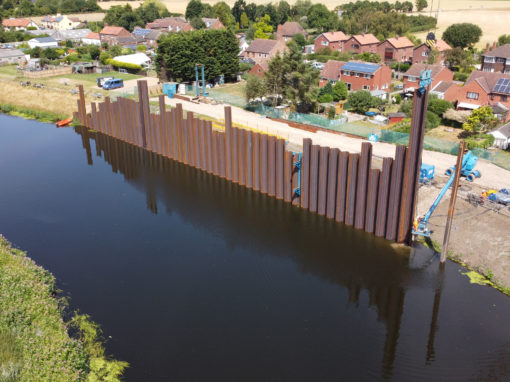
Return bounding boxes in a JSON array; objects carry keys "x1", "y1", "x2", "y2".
[
  {"x1": 146, "y1": 17, "x2": 193, "y2": 33},
  {"x1": 202, "y1": 18, "x2": 224, "y2": 30},
  {"x1": 276, "y1": 21, "x2": 307, "y2": 41},
  {"x1": 453, "y1": 71, "x2": 510, "y2": 118},
  {"x1": 343, "y1": 34, "x2": 379, "y2": 54},
  {"x1": 314, "y1": 31, "x2": 348, "y2": 53},
  {"x1": 318, "y1": 60, "x2": 345, "y2": 87},
  {"x1": 319, "y1": 61, "x2": 391, "y2": 98},
  {"x1": 249, "y1": 60, "x2": 269, "y2": 77},
  {"x1": 2, "y1": 18, "x2": 39, "y2": 31},
  {"x1": 242, "y1": 39, "x2": 288, "y2": 63},
  {"x1": 412, "y1": 39, "x2": 450, "y2": 65},
  {"x1": 430, "y1": 81, "x2": 460, "y2": 101},
  {"x1": 376, "y1": 36, "x2": 414, "y2": 63},
  {"x1": 402, "y1": 63, "x2": 453, "y2": 92},
  {"x1": 99, "y1": 26, "x2": 131, "y2": 45},
  {"x1": 481, "y1": 44, "x2": 510, "y2": 74}
]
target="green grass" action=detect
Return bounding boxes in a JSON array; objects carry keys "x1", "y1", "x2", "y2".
[
  {"x1": 0, "y1": 103, "x2": 67, "y2": 123},
  {"x1": 0, "y1": 235, "x2": 128, "y2": 381},
  {"x1": 0, "y1": 65, "x2": 20, "y2": 77},
  {"x1": 54, "y1": 71, "x2": 143, "y2": 83}
]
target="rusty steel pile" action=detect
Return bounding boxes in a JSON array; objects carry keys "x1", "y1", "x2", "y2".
[{"x1": 74, "y1": 80, "x2": 426, "y2": 245}]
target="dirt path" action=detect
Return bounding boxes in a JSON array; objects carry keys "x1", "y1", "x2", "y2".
[{"x1": 162, "y1": 97, "x2": 510, "y2": 191}]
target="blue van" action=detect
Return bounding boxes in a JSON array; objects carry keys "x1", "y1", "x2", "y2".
[{"x1": 102, "y1": 78, "x2": 124, "y2": 90}]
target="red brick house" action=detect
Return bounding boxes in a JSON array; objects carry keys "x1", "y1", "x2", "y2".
[
  {"x1": 481, "y1": 44, "x2": 510, "y2": 74},
  {"x1": 99, "y1": 26, "x2": 131, "y2": 45},
  {"x1": 319, "y1": 61, "x2": 391, "y2": 99},
  {"x1": 202, "y1": 18, "x2": 224, "y2": 30},
  {"x1": 146, "y1": 17, "x2": 193, "y2": 33},
  {"x1": 412, "y1": 39, "x2": 450, "y2": 65},
  {"x1": 430, "y1": 81, "x2": 461, "y2": 101},
  {"x1": 402, "y1": 63, "x2": 453, "y2": 92},
  {"x1": 453, "y1": 71, "x2": 510, "y2": 118},
  {"x1": 343, "y1": 34, "x2": 380, "y2": 54},
  {"x1": 242, "y1": 39, "x2": 288, "y2": 63},
  {"x1": 249, "y1": 60, "x2": 269, "y2": 77},
  {"x1": 314, "y1": 31, "x2": 348, "y2": 53},
  {"x1": 376, "y1": 36, "x2": 414, "y2": 63},
  {"x1": 319, "y1": 60, "x2": 345, "y2": 87},
  {"x1": 276, "y1": 21, "x2": 307, "y2": 41}
]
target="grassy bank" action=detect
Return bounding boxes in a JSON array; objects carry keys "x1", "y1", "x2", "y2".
[
  {"x1": 420, "y1": 238, "x2": 510, "y2": 296},
  {"x1": 0, "y1": 235, "x2": 127, "y2": 381},
  {"x1": 0, "y1": 104, "x2": 67, "y2": 123}
]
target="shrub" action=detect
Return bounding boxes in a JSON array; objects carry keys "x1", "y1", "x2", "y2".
[
  {"x1": 328, "y1": 106, "x2": 336, "y2": 119},
  {"x1": 106, "y1": 59, "x2": 142, "y2": 71},
  {"x1": 465, "y1": 134, "x2": 495, "y2": 149},
  {"x1": 453, "y1": 72, "x2": 468, "y2": 82},
  {"x1": 428, "y1": 97, "x2": 453, "y2": 116},
  {"x1": 318, "y1": 93, "x2": 333, "y2": 103},
  {"x1": 393, "y1": 93, "x2": 402, "y2": 104},
  {"x1": 425, "y1": 110, "x2": 441, "y2": 131},
  {"x1": 390, "y1": 62, "x2": 411, "y2": 72}
]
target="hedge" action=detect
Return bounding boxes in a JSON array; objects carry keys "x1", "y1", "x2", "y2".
[{"x1": 106, "y1": 59, "x2": 142, "y2": 71}]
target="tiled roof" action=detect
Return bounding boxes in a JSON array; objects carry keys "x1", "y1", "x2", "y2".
[
  {"x1": 202, "y1": 18, "x2": 224, "y2": 29},
  {"x1": 2, "y1": 18, "x2": 31, "y2": 27},
  {"x1": 320, "y1": 60, "x2": 345, "y2": 81},
  {"x1": 484, "y1": 44, "x2": 510, "y2": 59},
  {"x1": 404, "y1": 63, "x2": 445, "y2": 78},
  {"x1": 100, "y1": 26, "x2": 127, "y2": 36},
  {"x1": 494, "y1": 122, "x2": 510, "y2": 138},
  {"x1": 277, "y1": 21, "x2": 305, "y2": 36},
  {"x1": 245, "y1": 39, "x2": 280, "y2": 54},
  {"x1": 466, "y1": 71, "x2": 510, "y2": 94},
  {"x1": 384, "y1": 36, "x2": 413, "y2": 49},
  {"x1": 351, "y1": 33, "x2": 379, "y2": 45},
  {"x1": 434, "y1": 39, "x2": 451, "y2": 51},
  {"x1": 318, "y1": 31, "x2": 348, "y2": 42},
  {"x1": 432, "y1": 81, "x2": 456, "y2": 93},
  {"x1": 84, "y1": 32, "x2": 100, "y2": 40},
  {"x1": 146, "y1": 17, "x2": 192, "y2": 32}
]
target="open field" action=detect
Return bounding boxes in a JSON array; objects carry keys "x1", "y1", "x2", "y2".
[
  {"x1": 414, "y1": 8, "x2": 510, "y2": 48},
  {"x1": 0, "y1": 66, "x2": 144, "y2": 116},
  {"x1": 30, "y1": 12, "x2": 105, "y2": 23}
]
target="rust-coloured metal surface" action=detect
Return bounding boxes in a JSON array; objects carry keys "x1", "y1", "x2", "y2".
[
  {"x1": 326, "y1": 148, "x2": 339, "y2": 219},
  {"x1": 375, "y1": 157, "x2": 393, "y2": 237},
  {"x1": 260, "y1": 134, "x2": 268, "y2": 194},
  {"x1": 317, "y1": 146, "x2": 329, "y2": 216},
  {"x1": 345, "y1": 153, "x2": 359, "y2": 226},
  {"x1": 284, "y1": 150, "x2": 292, "y2": 203},
  {"x1": 354, "y1": 142, "x2": 372, "y2": 230},
  {"x1": 385, "y1": 145, "x2": 407, "y2": 241},
  {"x1": 301, "y1": 139, "x2": 312, "y2": 210},
  {"x1": 365, "y1": 169, "x2": 380, "y2": 234},
  {"x1": 335, "y1": 151, "x2": 349, "y2": 223},
  {"x1": 276, "y1": 139, "x2": 284, "y2": 200},
  {"x1": 308, "y1": 145, "x2": 320, "y2": 213},
  {"x1": 253, "y1": 133, "x2": 260, "y2": 191},
  {"x1": 267, "y1": 136, "x2": 276, "y2": 197}
]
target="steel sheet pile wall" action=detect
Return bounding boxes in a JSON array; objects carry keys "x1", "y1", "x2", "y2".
[{"x1": 75, "y1": 81, "x2": 425, "y2": 244}]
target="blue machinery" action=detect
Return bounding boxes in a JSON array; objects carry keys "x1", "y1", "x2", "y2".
[
  {"x1": 293, "y1": 152, "x2": 302, "y2": 197},
  {"x1": 413, "y1": 150, "x2": 480, "y2": 237},
  {"x1": 195, "y1": 64, "x2": 206, "y2": 97}
]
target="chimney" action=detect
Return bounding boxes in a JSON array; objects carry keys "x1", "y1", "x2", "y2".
[
  {"x1": 396, "y1": 35, "x2": 399, "y2": 40},
  {"x1": 493, "y1": 41, "x2": 497, "y2": 49}
]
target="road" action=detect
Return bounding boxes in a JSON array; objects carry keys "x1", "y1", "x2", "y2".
[{"x1": 161, "y1": 97, "x2": 510, "y2": 191}]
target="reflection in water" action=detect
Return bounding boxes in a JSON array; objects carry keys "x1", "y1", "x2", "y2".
[{"x1": 76, "y1": 127, "x2": 415, "y2": 378}]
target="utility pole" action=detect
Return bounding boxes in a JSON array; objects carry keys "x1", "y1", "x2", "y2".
[{"x1": 440, "y1": 141, "x2": 466, "y2": 263}]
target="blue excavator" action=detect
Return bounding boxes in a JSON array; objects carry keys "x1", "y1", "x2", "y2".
[{"x1": 413, "y1": 150, "x2": 481, "y2": 237}]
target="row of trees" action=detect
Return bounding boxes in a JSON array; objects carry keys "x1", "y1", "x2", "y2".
[
  {"x1": 156, "y1": 28, "x2": 239, "y2": 83},
  {"x1": 103, "y1": 0, "x2": 175, "y2": 32},
  {"x1": 0, "y1": 0, "x2": 100, "y2": 17}
]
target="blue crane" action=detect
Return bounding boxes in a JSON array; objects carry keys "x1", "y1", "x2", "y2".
[{"x1": 413, "y1": 150, "x2": 480, "y2": 237}]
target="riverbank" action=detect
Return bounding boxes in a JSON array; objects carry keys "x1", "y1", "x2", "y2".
[{"x1": 0, "y1": 235, "x2": 127, "y2": 381}]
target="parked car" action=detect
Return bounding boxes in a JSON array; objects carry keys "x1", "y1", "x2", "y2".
[
  {"x1": 312, "y1": 62, "x2": 325, "y2": 70},
  {"x1": 394, "y1": 84, "x2": 403, "y2": 90},
  {"x1": 102, "y1": 78, "x2": 124, "y2": 90}
]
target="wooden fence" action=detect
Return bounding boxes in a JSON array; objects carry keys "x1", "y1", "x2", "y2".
[
  {"x1": 75, "y1": 80, "x2": 426, "y2": 244},
  {"x1": 23, "y1": 67, "x2": 72, "y2": 78}
]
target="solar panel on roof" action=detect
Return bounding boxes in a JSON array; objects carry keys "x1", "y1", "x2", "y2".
[
  {"x1": 342, "y1": 61, "x2": 378, "y2": 73},
  {"x1": 494, "y1": 78, "x2": 510, "y2": 94}
]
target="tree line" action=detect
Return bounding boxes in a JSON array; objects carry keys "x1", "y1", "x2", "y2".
[{"x1": 0, "y1": 0, "x2": 100, "y2": 18}]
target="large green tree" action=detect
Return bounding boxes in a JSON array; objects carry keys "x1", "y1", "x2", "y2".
[
  {"x1": 307, "y1": 4, "x2": 338, "y2": 33},
  {"x1": 347, "y1": 90, "x2": 378, "y2": 114},
  {"x1": 442, "y1": 23, "x2": 482, "y2": 48},
  {"x1": 462, "y1": 106, "x2": 497, "y2": 135},
  {"x1": 156, "y1": 29, "x2": 240, "y2": 82},
  {"x1": 415, "y1": 0, "x2": 427, "y2": 11},
  {"x1": 185, "y1": 0, "x2": 204, "y2": 20},
  {"x1": 333, "y1": 81, "x2": 348, "y2": 101}
]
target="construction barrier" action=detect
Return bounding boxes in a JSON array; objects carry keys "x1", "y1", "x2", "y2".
[{"x1": 75, "y1": 80, "x2": 426, "y2": 245}]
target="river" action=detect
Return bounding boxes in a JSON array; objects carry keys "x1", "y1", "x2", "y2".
[{"x1": 1, "y1": 114, "x2": 510, "y2": 381}]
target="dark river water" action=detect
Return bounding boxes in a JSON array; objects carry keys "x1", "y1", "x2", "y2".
[{"x1": 1, "y1": 114, "x2": 510, "y2": 381}]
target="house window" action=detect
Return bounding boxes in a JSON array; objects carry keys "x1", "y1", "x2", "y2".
[
  {"x1": 363, "y1": 74, "x2": 370, "y2": 78},
  {"x1": 346, "y1": 83, "x2": 351, "y2": 90},
  {"x1": 407, "y1": 76, "x2": 416, "y2": 82},
  {"x1": 496, "y1": 57, "x2": 506, "y2": 63},
  {"x1": 355, "y1": 73, "x2": 360, "y2": 77},
  {"x1": 467, "y1": 92, "x2": 479, "y2": 100},
  {"x1": 321, "y1": 41, "x2": 328, "y2": 46},
  {"x1": 343, "y1": 71, "x2": 350, "y2": 76},
  {"x1": 505, "y1": 69, "x2": 510, "y2": 74},
  {"x1": 353, "y1": 44, "x2": 359, "y2": 49},
  {"x1": 483, "y1": 67, "x2": 494, "y2": 72},
  {"x1": 491, "y1": 95, "x2": 495, "y2": 100},
  {"x1": 422, "y1": 51, "x2": 428, "y2": 57},
  {"x1": 484, "y1": 56, "x2": 495, "y2": 63},
  {"x1": 501, "y1": 95, "x2": 508, "y2": 102},
  {"x1": 363, "y1": 85, "x2": 370, "y2": 90}
]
